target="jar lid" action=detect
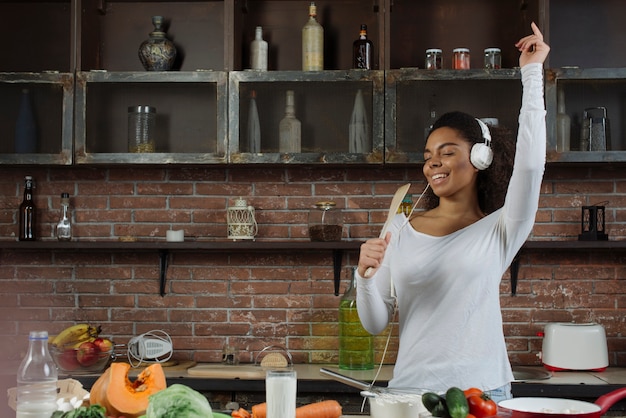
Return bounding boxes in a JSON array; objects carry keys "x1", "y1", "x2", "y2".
[
  {"x1": 453, "y1": 48, "x2": 470, "y2": 53},
  {"x1": 426, "y1": 48, "x2": 442, "y2": 53},
  {"x1": 315, "y1": 201, "x2": 336, "y2": 209},
  {"x1": 128, "y1": 105, "x2": 156, "y2": 114},
  {"x1": 484, "y1": 47, "x2": 501, "y2": 53}
]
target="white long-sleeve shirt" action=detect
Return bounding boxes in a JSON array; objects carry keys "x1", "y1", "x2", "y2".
[{"x1": 356, "y1": 63, "x2": 546, "y2": 393}]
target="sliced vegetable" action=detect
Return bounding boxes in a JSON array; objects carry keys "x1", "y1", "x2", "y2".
[
  {"x1": 232, "y1": 407, "x2": 252, "y2": 418},
  {"x1": 445, "y1": 387, "x2": 470, "y2": 418},
  {"x1": 467, "y1": 393, "x2": 497, "y2": 418},
  {"x1": 89, "y1": 362, "x2": 167, "y2": 418}
]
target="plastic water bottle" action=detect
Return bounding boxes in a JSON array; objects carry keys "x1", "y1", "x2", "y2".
[
  {"x1": 339, "y1": 272, "x2": 374, "y2": 370},
  {"x1": 16, "y1": 331, "x2": 58, "y2": 418}
]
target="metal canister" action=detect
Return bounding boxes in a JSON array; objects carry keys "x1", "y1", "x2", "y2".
[
  {"x1": 425, "y1": 49, "x2": 443, "y2": 70},
  {"x1": 484, "y1": 48, "x2": 501, "y2": 69},
  {"x1": 453, "y1": 48, "x2": 470, "y2": 69},
  {"x1": 580, "y1": 107, "x2": 611, "y2": 151}
]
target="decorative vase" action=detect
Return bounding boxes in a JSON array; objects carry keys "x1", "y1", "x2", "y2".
[{"x1": 138, "y1": 16, "x2": 177, "y2": 71}]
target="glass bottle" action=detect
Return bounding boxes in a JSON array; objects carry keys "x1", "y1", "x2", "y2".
[
  {"x1": 302, "y1": 2, "x2": 323, "y2": 71},
  {"x1": 348, "y1": 89, "x2": 369, "y2": 153},
  {"x1": 339, "y1": 272, "x2": 374, "y2": 370},
  {"x1": 16, "y1": 331, "x2": 58, "y2": 418},
  {"x1": 247, "y1": 90, "x2": 261, "y2": 153},
  {"x1": 279, "y1": 90, "x2": 301, "y2": 153},
  {"x1": 19, "y1": 176, "x2": 36, "y2": 241},
  {"x1": 15, "y1": 89, "x2": 38, "y2": 154},
  {"x1": 353, "y1": 24, "x2": 373, "y2": 69},
  {"x1": 56, "y1": 193, "x2": 72, "y2": 241},
  {"x1": 250, "y1": 26, "x2": 268, "y2": 71},
  {"x1": 556, "y1": 88, "x2": 571, "y2": 152}
]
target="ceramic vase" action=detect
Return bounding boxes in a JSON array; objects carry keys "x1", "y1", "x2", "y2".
[{"x1": 138, "y1": 16, "x2": 177, "y2": 71}]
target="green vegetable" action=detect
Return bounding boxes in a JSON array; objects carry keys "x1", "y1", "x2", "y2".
[
  {"x1": 141, "y1": 383, "x2": 213, "y2": 418},
  {"x1": 51, "y1": 404, "x2": 107, "y2": 418},
  {"x1": 445, "y1": 387, "x2": 470, "y2": 418},
  {"x1": 422, "y1": 392, "x2": 449, "y2": 417}
]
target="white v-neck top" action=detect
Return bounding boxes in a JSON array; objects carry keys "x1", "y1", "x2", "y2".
[{"x1": 356, "y1": 63, "x2": 546, "y2": 393}]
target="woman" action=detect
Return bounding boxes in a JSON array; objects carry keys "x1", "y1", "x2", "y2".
[{"x1": 355, "y1": 23, "x2": 550, "y2": 403}]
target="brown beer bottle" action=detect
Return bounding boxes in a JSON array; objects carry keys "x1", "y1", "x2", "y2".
[
  {"x1": 19, "y1": 175, "x2": 36, "y2": 241},
  {"x1": 353, "y1": 24, "x2": 373, "y2": 69}
]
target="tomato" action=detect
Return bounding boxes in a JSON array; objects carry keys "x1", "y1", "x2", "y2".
[
  {"x1": 467, "y1": 394, "x2": 498, "y2": 418},
  {"x1": 464, "y1": 387, "x2": 483, "y2": 398}
]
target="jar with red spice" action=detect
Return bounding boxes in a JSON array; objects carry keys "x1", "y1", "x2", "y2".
[{"x1": 453, "y1": 48, "x2": 470, "y2": 69}]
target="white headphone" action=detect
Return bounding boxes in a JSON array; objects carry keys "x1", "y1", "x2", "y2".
[{"x1": 470, "y1": 118, "x2": 493, "y2": 170}]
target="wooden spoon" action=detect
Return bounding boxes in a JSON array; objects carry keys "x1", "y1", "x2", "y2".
[{"x1": 364, "y1": 182, "x2": 411, "y2": 278}]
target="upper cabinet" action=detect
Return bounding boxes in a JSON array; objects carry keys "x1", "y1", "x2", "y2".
[{"x1": 1, "y1": 0, "x2": 625, "y2": 165}]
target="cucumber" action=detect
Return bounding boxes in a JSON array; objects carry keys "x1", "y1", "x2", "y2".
[
  {"x1": 422, "y1": 392, "x2": 448, "y2": 417},
  {"x1": 445, "y1": 387, "x2": 470, "y2": 418}
]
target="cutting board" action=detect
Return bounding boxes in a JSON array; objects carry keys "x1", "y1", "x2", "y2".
[{"x1": 187, "y1": 364, "x2": 266, "y2": 379}]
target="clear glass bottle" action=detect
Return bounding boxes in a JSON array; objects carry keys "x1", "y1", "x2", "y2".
[
  {"x1": 279, "y1": 90, "x2": 301, "y2": 153},
  {"x1": 56, "y1": 192, "x2": 72, "y2": 241},
  {"x1": 302, "y1": 2, "x2": 323, "y2": 71},
  {"x1": 339, "y1": 272, "x2": 374, "y2": 370},
  {"x1": 556, "y1": 88, "x2": 571, "y2": 152},
  {"x1": 247, "y1": 90, "x2": 261, "y2": 153},
  {"x1": 16, "y1": 331, "x2": 58, "y2": 418},
  {"x1": 19, "y1": 176, "x2": 36, "y2": 241},
  {"x1": 353, "y1": 24, "x2": 373, "y2": 69},
  {"x1": 250, "y1": 26, "x2": 268, "y2": 71},
  {"x1": 308, "y1": 201, "x2": 343, "y2": 241},
  {"x1": 453, "y1": 47, "x2": 470, "y2": 69}
]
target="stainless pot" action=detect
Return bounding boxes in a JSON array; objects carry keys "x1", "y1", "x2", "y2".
[
  {"x1": 320, "y1": 368, "x2": 427, "y2": 418},
  {"x1": 498, "y1": 387, "x2": 626, "y2": 418}
]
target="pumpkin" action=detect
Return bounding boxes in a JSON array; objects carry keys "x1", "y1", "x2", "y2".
[{"x1": 90, "y1": 362, "x2": 167, "y2": 418}]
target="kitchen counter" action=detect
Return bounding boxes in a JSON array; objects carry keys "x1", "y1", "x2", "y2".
[{"x1": 64, "y1": 363, "x2": 626, "y2": 414}]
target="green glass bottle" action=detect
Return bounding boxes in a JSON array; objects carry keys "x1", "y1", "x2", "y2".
[{"x1": 339, "y1": 272, "x2": 374, "y2": 370}]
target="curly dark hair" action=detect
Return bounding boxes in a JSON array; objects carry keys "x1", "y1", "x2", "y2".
[{"x1": 420, "y1": 111, "x2": 516, "y2": 214}]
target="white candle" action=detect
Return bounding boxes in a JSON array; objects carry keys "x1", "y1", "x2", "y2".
[
  {"x1": 166, "y1": 230, "x2": 184, "y2": 242},
  {"x1": 266, "y1": 369, "x2": 297, "y2": 418}
]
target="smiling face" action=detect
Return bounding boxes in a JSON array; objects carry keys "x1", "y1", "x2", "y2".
[{"x1": 423, "y1": 126, "x2": 479, "y2": 199}]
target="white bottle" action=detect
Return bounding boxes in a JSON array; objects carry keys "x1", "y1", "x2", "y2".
[
  {"x1": 556, "y1": 88, "x2": 571, "y2": 152},
  {"x1": 16, "y1": 331, "x2": 58, "y2": 418},
  {"x1": 302, "y1": 2, "x2": 323, "y2": 71},
  {"x1": 349, "y1": 89, "x2": 369, "y2": 153},
  {"x1": 250, "y1": 26, "x2": 268, "y2": 71},
  {"x1": 247, "y1": 90, "x2": 261, "y2": 153},
  {"x1": 279, "y1": 90, "x2": 301, "y2": 153}
]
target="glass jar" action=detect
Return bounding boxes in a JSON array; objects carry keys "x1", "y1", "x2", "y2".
[
  {"x1": 128, "y1": 105, "x2": 156, "y2": 153},
  {"x1": 453, "y1": 48, "x2": 470, "y2": 69},
  {"x1": 308, "y1": 201, "x2": 343, "y2": 241},
  {"x1": 484, "y1": 47, "x2": 501, "y2": 69},
  {"x1": 425, "y1": 48, "x2": 442, "y2": 70}
]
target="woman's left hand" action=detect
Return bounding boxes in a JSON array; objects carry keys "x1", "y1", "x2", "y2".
[{"x1": 515, "y1": 22, "x2": 550, "y2": 67}]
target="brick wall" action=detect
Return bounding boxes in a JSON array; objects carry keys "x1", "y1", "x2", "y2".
[{"x1": 1, "y1": 164, "x2": 625, "y2": 368}]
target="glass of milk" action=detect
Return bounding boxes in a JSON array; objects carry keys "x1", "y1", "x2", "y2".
[{"x1": 266, "y1": 369, "x2": 297, "y2": 418}]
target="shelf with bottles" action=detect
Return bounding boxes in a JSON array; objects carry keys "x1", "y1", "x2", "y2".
[
  {"x1": 1, "y1": 1, "x2": 72, "y2": 73},
  {"x1": 79, "y1": 0, "x2": 225, "y2": 72},
  {"x1": 234, "y1": 0, "x2": 382, "y2": 71},
  {"x1": 228, "y1": 70, "x2": 385, "y2": 164},
  {"x1": 384, "y1": 68, "x2": 522, "y2": 164},
  {"x1": 545, "y1": 67, "x2": 626, "y2": 163},
  {"x1": 0, "y1": 72, "x2": 74, "y2": 165},
  {"x1": 74, "y1": 70, "x2": 228, "y2": 164},
  {"x1": 387, "y1": 0, "x2": 538, "y2": 70}
]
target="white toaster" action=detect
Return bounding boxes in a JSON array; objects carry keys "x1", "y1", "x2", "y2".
[{"x1": 541, "y1": 322, "x2": 608, "y2": 371}]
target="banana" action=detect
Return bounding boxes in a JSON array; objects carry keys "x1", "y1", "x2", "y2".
[{"x1": 51, "y1": 324, "x2": 101, "y2": 349}]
